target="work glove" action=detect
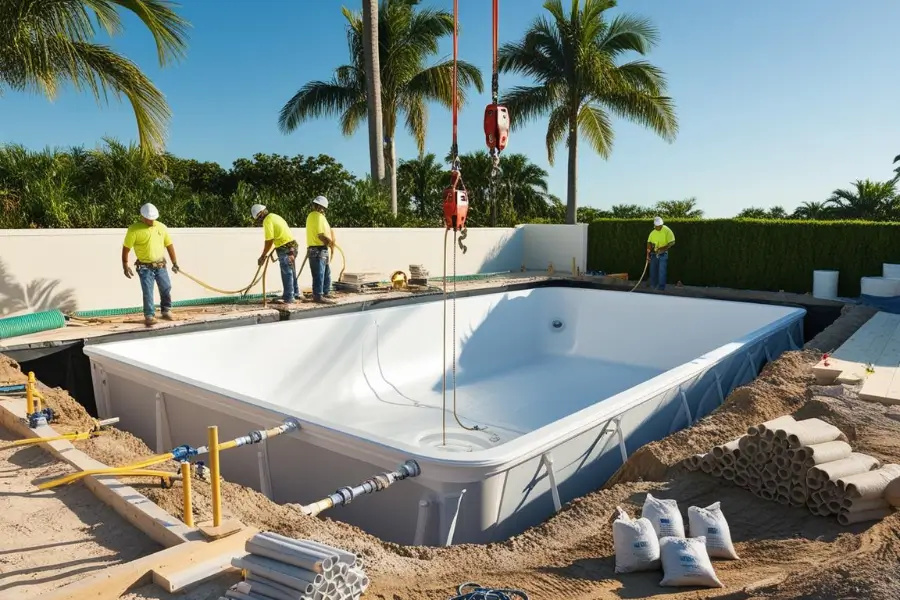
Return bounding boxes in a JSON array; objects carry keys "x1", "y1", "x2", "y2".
[
  {"x1": 172, "y1": 264, "x2": 180, "y2": 274},
  {"x1": 257, "y1": 255, "x2": 266, "y2": 267},
  {"x1": 123, "y1": 265, "x2": 134, "y2": 279}
]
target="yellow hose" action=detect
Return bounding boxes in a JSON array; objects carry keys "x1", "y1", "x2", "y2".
[
  {"x1": 1, "y1": 430, "x2": 106, "y2": 449},
  {"x1": 38, "y1": 453, "x2": 174, "y2": 490}
]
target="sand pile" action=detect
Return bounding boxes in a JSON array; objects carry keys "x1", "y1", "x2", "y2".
[{"x1": 3, "y1": 304, "x2": 900, "y2": 599}]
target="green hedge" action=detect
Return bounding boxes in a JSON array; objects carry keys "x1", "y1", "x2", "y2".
[{"x1": 587, "y1": 219, "x2": 900, "y2": 297}]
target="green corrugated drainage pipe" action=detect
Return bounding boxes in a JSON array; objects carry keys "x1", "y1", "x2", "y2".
[
  {"x1": 73, "y1": 292, "x2": 280, "y2": 319},
  {"x1": 0, "y1": 309, "x2": 66, "y2": 339}
]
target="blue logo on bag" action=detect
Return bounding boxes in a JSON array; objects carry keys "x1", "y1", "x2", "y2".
[
  {"x1": 680, "y1": 556, "x2": 695, "y2": 563},
  {"x1": 708, "y1": 527, "x2": 719, "y2": 534},
  {"x1": 660, "y1": 518, "x2": 670, "y2": 524}
]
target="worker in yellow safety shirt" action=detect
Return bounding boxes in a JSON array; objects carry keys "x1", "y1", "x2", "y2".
[
  {"x1": 305, "y1": 196, "x2": 336, "y2": 305},
  {"x1": 121, "y1": 203, "x2": 180, "y2": 327},
  {"x1": 250, "y1": 204, "x2": 300, "y2": 304},
  {"x1": 646, "y1": 216, "x2": 675, "y2": 291}
]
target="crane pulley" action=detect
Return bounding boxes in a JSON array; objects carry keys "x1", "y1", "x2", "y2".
[{"x1": 441, "y1": 0, "x2": 509, "y2": 448}]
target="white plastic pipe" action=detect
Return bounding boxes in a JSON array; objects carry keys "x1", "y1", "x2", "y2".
[
  {"x1": 292, "y1": 538, "x2": 359, "y2": 567},
  {"x1": 838, "y1": 507, "x2": 893, "y2": 525},
  {"x1": 791, "y1": 441, "x2": 852, "y2": 465},
  {"x1": 786, "y1": 419, "x2": 843, "y2": 448},
  {"x1": 842, "y1": 497, "x2": 890, "y2": 512},
  {"x1": 808, "y1": 453, "x2": 880, "y2": 484},
  {"x1": 257, "y1": 533, "x2": 356, "y2": 567},
  {"x1": 839, "y1": 464, "x2": 900, "y2": 499},
  {"x1": 751, "y1": 415, "x2": 796, "y2": 437},
  {"x1": 231, "y1": 556, "x2": 316, "y2": 594},
  {"x1": 246, "y1": 574, "x2": 309, "y2": 600},
  {"x1": 247, "y1": 537, "x2": 334, "y2": 573}
]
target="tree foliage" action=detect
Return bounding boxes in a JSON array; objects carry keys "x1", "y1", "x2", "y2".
[
  {"x1": 278, "y1": 0, "x2": 483, "y2": 215},
  {"x1": 0, "y1": 0, "x2": 190, "y2": 154},
  {"x1": 498, "y1": 0, "x2": 677, "y2": 224}
]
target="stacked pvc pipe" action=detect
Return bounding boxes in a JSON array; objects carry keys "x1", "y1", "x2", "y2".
[
  {"x1": 683, "y1": 415, "x2": 898, "y2": 525},
  {"x1": 224, "y1": 532, "x2": 369, "y2": 600}
]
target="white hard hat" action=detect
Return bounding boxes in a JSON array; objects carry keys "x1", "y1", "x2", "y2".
[
  {"x1": 250, "y1": 204, "x2": 266, "y2": 219},
  {"x1": 312, "y1": 196, "x2": 329, "y2": 209},
  {"x1": 140, "y1": 203, "x2": 159, "y2": 220},
  {"x1": 653, "y1": 216, "x2": 664, "y2": 227}
]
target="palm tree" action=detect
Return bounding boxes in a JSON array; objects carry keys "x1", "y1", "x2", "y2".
[
  {"x1": 893, "y1": 154, "x2": 899, "y2": 182},
  {"x1": 654, "y1": 197, "x2": 703, "y2": 219},
  {"x1": 792, "y1": 201, "x2": 833, "y2": 220},
  {"x1": 0, "y1": 0, "x2": 190, "y2": 154},
  {"x1": 498, "y1": 0, "x2": 678, "y2": 224},
  {"x1": 496, "y1": 153, "x2": 552, "y2": 219},
  {"x1": 397, "y1": 153, "x2": 444, "y2": 218},
  {"x1": 361, "y1": 0, "x2": 385, "y2": 183},
  {"x1": 278, "y1": 0, "x2": 483, "y2": 215},
  {"x1": 826, "y1": 179, "x2": 899, "y2": 221}
]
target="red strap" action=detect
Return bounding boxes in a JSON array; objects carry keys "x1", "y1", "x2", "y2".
[{"x1": 452, "y1": 0, "x2": 459, "y2": 153}]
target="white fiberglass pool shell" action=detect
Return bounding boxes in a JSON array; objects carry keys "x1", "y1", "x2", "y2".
[{"x1": 84, "y1": 287, "x2": 805, "y2": 545}]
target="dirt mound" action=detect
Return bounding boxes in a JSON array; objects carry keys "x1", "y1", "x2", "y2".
[
  {"x1": 5, "y1": 304, "x2": 900, "y2": 599},
  {"x1": 607, "y1": 350, "x2": 815, "y2": 487}
]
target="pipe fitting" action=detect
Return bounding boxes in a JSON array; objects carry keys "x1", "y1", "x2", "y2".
[
  {"x1": 171, "y1": 444, "x2": 198, "y2": 461},
  {"x1": 400, "y1": 459, "x2": 421, "y2": 479}
]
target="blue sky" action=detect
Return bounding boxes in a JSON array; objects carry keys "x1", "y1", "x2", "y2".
[{"x1": 1, "y1": 0, "x2": 898, "y2": 218}]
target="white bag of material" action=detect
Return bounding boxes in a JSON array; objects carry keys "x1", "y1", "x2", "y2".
[
  {"x1": 641, "y1": 493, "x2": 686, "y2": 539},
  {"x1": 659, "y1": 536, "x2": 724, "y2": 588},
  {"x1": 688, "y1": 502, "x2": 739, "y2": 560},
  {"x1": 612, "y1": 506, "x2": 661, "y2": 573}
]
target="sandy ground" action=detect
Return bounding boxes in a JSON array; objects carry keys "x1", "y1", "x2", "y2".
[
  {"x1": 3, "y1": 304, "x2": 900, "y2": 599},
  {"x1": 0, "y1": 426, "x2": 160, "y2": 597}
]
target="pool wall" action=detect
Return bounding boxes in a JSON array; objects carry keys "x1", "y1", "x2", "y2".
[{"x1": 85, "y1": 289, "x2": 805, "y2": 546}]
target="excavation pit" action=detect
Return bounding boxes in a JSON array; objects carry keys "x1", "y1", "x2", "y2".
[{"x1": 83, "y1": 287, "x2": 804, "y2": 545}]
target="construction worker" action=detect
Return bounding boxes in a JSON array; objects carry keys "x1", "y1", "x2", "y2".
[
  {"x1": 250, "y1": 204, "x2": 300, "y2": 304},
  {"x1": 306, "y1": 196, "x2": 336, "y2": 305},
  {"x1": 646, "y1": 216, "x2": 675, "y2": 291},
  {"x1": 122, "y1": 203, "x2": 180, "y2": 326}
]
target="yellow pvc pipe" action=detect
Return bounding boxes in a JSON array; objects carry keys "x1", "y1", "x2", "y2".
[
  {"x1": 37, "y1": 453, "x2": 174, "y2": 490},
  {"x1": 181, "y1": 462, "x2": 194, "y2": 527},
  {"x1": 1, "y1": 430, "x2": 103, "y2": 449},
  {"x1": 209, "y1": 426, "x2": 222, "y2": 527},
  {"x1": 26, "y1": 372, "x2": 35, "y2": 415}
]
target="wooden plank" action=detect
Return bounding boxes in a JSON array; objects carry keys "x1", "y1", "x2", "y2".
[
  {"x1": 151, "y1": 527, "x2": 257, "y2": 593},
  {"x1": 26, "y1": 528, "x2": 256, "y2": 600},
  {"x1": 859, "y1": 319, "x2": 900, "y2": 404},
  {"x1": 813, "y1": 312, "x2": 900, "y2": 384},
  {"x1": 0, "y1": 397, "x2": 195, "y2": 547}
]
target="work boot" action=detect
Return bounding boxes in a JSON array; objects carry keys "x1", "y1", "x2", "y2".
[
  {"x1": 160, "y1": 312, "x2": 175, "y2": 321},
  {"x1": 313, "y1": 297, "x2": 336, "y2": 305},
  {"x1": 144, "y1": 317, "x2": 157, "y2": 327}
]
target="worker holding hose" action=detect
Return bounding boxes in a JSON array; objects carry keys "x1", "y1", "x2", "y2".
[
  {"x1": 306, "y1": 196, "x2": 336, "y2": 305},
  {"x1": 122, "y1": 203, "x2": 180, "y2": 326},
  {"x1": 251, "y1": 204, "x2": 300, "y2": 304},
  {"x1": 646, "y1": 216, "x2": 675, "y2": 291}
]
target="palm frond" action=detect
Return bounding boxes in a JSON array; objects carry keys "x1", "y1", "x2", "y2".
[
  {"x1": 577, "y1": 103, "x2": 614, "y2": 159},
  {"x1": 278, "y1": 79, "x2": 361, "y2": 134}
]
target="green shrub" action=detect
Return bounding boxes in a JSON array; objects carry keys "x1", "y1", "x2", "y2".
[{"x1": 587, "y1": 218, "x2": 900, "y2": 297}]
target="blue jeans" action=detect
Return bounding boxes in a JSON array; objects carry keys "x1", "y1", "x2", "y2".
[
  {"x1": 275, "y1": 244, "x2": 299, "y2": 302},
  {"x1": 308, "y1": 246, "x2": 331, "y2": 299},
  {"x1": 137, "y1": 265, "x2": 172, "y2": 318},
  {"x1": 649, "y1": 252, "x2": 668, "y2": 290}
]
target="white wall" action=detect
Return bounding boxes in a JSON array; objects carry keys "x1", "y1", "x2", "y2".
[
  {"x1": 0, "y1": 224, "x2": 583, "y2": 316},
  {"x1": 521, "y1": 224, "x2": 588, "y2": 274}
]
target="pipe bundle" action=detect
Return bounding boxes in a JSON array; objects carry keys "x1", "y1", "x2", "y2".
[
  {"x1": 225, "y1": 532, "x2": 369, "y2": 600},
  {"x1": 684, "y1": 415, "x2": 898, "y2": 525}
]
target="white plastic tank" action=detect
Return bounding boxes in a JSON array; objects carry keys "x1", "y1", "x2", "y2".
[
  {"x1": 812, "y1": 270, "x2": 839, "y2": 300},
  {"x1": 861, "y1": 277, "x2": 900, "y2": 297},
  {"x1": 883, "y1": 263, "x2": 900, "y2": 279}
]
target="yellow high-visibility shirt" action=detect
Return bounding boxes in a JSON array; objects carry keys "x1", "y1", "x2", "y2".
[
  {"x1": 262, "y1": 213, "x2": 294, "y2": 248},
  {"x1": 648, "y1": 225, "x2": 675, "y2": 250},
  {"x1": 305, "y1": 211, "x2": 331, "y2": 247},
  {"x1": 123, "y1": 221, "x2": 172, "y2": 263}
]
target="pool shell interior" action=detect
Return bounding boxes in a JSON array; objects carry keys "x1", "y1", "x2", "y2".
[{"x1": 83, "y1": 287, "x2": 806, "y2": 459}]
